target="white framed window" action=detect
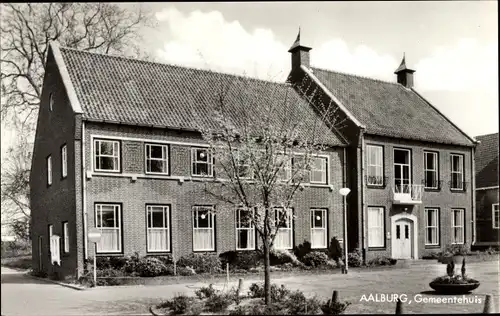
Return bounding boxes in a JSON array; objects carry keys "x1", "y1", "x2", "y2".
[
  {"x1": 193, "y1": 206, "x2": 215, "y2": 251},
  {"x1": 424, "y1": 151, "x2": 438, "y2": 189},
  {"x1": 366, "y1": 145, "x2": 384, "y2": 186},
  {"x1": 94, "y1": 139, "x2": 120, "y2": 172},
  {"x1": 233, "y1": 150, "x2": 253, "y2": 179},
  {"x1": 63, "y1": 222, "x2": 69, "y2": 253},
  {"x1": 274, "y1": 208, "x2": 293, "y2": 250},
  {"x1": 61, "y1": 144, "x2": 67, "y2": 178},
  {"x1": 450, "y1": 154, "x2": 464, "y2": 190},
  {"x1": 49, "y1": 93, "x2": 54, "y2": 111},
  {"x1": 492, "y1": 204, "x2": 499, "y2": 229},
  {"x1": 50, "y1": 235, "x2": 61, "y2": 265},
  {"x1": 310, "y1": 209, "x2": 327, "y2": 248},
  {"x1": 275, "y1": 155, "x2": 292, "y2": 182},
  {"x1": 145, "y1": 144, "x2": 169, "y2": 175},
  {"x1": 47, "y1": 155, "x2": 52, "y2": 185},
  {"x1": 425, "y1": 208, "x2": 439, "y2": 245},
  {"x1": 191, "y1": 148, "x2": 213, "y2": 177},
  {"x1": 235, "y1": 208, "x2": 255, "y2": 250},
  {"x1": 147, "y1": 205, "x2": 170, "y2": 252},
  {"x1": 451, "y1": 208, "x2": 465, "y2": 244},
  {"x1": 310, "y1": 157, "x2": 327, "y2": 184},
  {"x1": 48, "y1": 224, "x2": 53, "y2": 237},
  {"x1": 95, "y1": 204, "x2": 122, "y2": 253},
  {"x1": 394, "y1": 148, "x2": 411, "y2": 193},
  {"x1": 367, "y1": 207, "x2": 384, "y2": 247}
]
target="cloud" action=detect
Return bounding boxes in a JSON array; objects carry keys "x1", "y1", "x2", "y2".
[
  {"x1": 415, "y1": 39, "x2": 498, "y2": 91},
  {"x1": 154, "y1": 7, "x2": 399, "y2": 82}
]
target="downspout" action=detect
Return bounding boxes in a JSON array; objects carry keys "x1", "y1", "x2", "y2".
[
  {"x1": 471, "y1": 146, "x2": 476, "y2": 245},
  {"x1": 360, "y1": 129, "x2": 366, "y2": 264},
  {"x1": 82, "y1": 121, "x2": 88, "y2": 260}
]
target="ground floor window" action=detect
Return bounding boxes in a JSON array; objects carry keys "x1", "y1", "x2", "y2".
[
  {"x1": 274, "y1": 208, "x2": 293, "y2": 250},
  {"x1": 236, "y1": 208, "x2": 255, "y2": 250},
  {"x1": 367, "y1": 207, "x2": 384, "y2": 247},
  {"x1": 424, "y1": 208, "x2": 439, "y2": 246},
  {"x1": 493, "y1": 203, "x2": 499, "y2": 229},
  {"x1": 95, "y1": 204, "x2": 122, "y2": 253},
  {"x1": 311, "y1": 209, "x2": 327, "y2": 248},
  {"x1": 193, "y1": 206, "x2": 215, "y2": 251},
  {"x1": 451, "y1": 208, "x2": 465, "y2": 244},
  {"x1": 147, "y1": 205, "x2": 170, "y2": 252}
]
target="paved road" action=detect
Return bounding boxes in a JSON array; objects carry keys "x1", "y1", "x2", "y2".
[{"x1": 1, "y1": 261, "x2": 499, "y2": 315}]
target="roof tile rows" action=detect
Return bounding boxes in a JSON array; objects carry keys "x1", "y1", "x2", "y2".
[{"x1": 475, "y1": 133, "x2": 499, "y2": 188}]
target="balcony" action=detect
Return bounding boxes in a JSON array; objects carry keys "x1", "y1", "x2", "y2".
[{"x1": 392, "y1": 184, "x2": 423, "y2": 205}]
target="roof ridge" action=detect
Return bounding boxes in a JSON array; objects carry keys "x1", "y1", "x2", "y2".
[
  {"x1": 310, "y1": 65, "x2": 400, "y2": 86},
  {"x1": 59, "y1": 46, "x2": 290, "y2": 86},
  {"x1": 475, "y1": 132, "x2": 499, "y2": 138}
]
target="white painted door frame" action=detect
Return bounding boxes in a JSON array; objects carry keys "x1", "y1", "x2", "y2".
[{"x1": 391, "y1": 213, "x2": 418, "y2": 259}]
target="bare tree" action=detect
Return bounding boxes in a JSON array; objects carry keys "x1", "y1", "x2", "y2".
[
  {"x1": 0, "y1": 3, "x2": 155, "y2": 239},
  {"x1": 195, "y1": 75, "x2": 343, "y2": 305}
]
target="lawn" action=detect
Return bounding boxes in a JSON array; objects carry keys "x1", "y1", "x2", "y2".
[{"x1": 1, "y1": 255, "x2": 32, "y2": 270}]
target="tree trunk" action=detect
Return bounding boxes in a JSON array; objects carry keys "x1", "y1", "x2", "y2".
[{"x1": 263, "y1": 236, "x2": 271, "y2": 305}]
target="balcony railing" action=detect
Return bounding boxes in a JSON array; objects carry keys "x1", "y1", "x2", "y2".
[{"x1": 392, "y1": 184, "x2": 423, "y2": 205}]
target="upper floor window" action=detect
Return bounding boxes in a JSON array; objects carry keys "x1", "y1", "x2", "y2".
[
  {"x1": 424, "y1": 151, "x2": 438, "y2": 189},
  {"x1": 49, "y1": 93, "x2": 54, "y2": 111},
  {"x1": 450, "y1": 154, "x2": 464, "y2": 190},
  {"x1": 394, "y1": 148, "x2": 411, "y2": 193},
  {"x1": 236, "y1": 208, "x2": 255, "y2": 250},
  {"x1": 61, "y1": 144, "x2": 67, "y2": 179},
  {"x1": 366, "y1": 145, "x2": 384, "y2": 186},
  {"x1": 94, "y1": 139, "x2": 120, "y2": 172},
  {"x1": 451, "y1": 208, "x2": 465, "y2": 244},
  {"x1": 147, "y1": 205, "x2": 170, "y2": 252},
  {"x1": 47, "y1": 155, "x2": 52, "y2": 185},
  {"x1": 233, "y1": 150, "x2": 253, "y2": 179},
  {"x1": 274, "y1": 155, "x2": 292, "y2": 182},
  {"x1": 191, "y1": 148, "x2": 213, "y2": 177},
  {"x1": 310, "y1": 157, "x2": 327, "y2": 184},
  {"x1": 493, "y1": 204, "x2": 499, "y2": 229},
  {"x1": 95, "y1": 204, "x2": 122, "y2": 253},
  {"x1": 310, "y1": 209, "x2": 327, "y2": 248},
  {"x1": 48, "y1": 224, "x2": 53, "y2": 237},
  {"x1": 274, "y1": 208, "x2": 293, "y2": 250},
  {"x1": 424, "y1": 208, "x2": 439, "y2": 246},
  {"x1": 62, "y1": 222, "x2": 69, "y2": 253},
  {"x1": 145, "y1": 144, "x2": 169, "y2": 175}
]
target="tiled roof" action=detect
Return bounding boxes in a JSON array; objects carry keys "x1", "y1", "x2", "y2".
[
  {"x1": 310, "y1": 67, "x2": 474, "y2": 146},
  {"x1": 59, "y1": 48, "x2": 345, "y2": 146},
  {"x1": 475, "y1": 133, "x2": 499, "y2": 188}
]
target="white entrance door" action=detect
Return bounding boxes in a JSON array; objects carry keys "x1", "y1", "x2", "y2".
[{"x1": 394, "y1": 218, "x2": 412, "y2": 259}]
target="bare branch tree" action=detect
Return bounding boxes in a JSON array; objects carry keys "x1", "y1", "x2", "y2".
[{"x1": 193, "y1": 73, "x2": 343, "y2": 305}]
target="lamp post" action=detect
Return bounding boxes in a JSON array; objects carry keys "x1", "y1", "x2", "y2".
[{"x1": 339, "y1": 187, "x2": 351, "y2": 274}]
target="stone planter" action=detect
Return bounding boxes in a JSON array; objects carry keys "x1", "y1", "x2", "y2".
[
  {"x1": 452, "y1": 255, "x2": 464, "y2": 264},
  {"x1": 429, "y1": 281, "x2": 480, "y2": 294}
]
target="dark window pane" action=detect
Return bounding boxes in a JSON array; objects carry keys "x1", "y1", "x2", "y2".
[
  {"x1": 196, "y1": 163, "x2": 208, "y2": 175},
  {"x1": 100, "y1": 142, "x2": 114, "y2": 155},
  {"x1": 403, "y1": 166, "x2": 410, "y2": 180},
  {"x1": 395, "y1": 166, "x2": 401, "y2": 179},
  {"x1": 394, "y1": 150, "x2": 408, "y2": 164},
  {"x1": 150, "y1": 146, "x2": 164, "y2": 159},
  {"x1": 197, "y1": 210, "x2": 210, "y2": 228},
  {"x1": 426, "y1": 153, "x2": 435, "y2": 169},
  {"x1": 101, "y1": 209, "x2": 115, "y2": 228},
  {"x1": 196, "y1": 149, "x2": 208, "y2": 162},
  {"x1": 238, "y1": 230, "x2": 248, "y2": 249},
  {"x1": 314, "y1": 211, "x2": 323, "y2": 227},
  {"x1": 405, "y1": 225, "x2": 409, "y2": 239},
  {"x1": 426, "y1": 228, "x2": 432, "y2": 244},
  {"x1": 99, "y1": 157, "x2": 115, "y2": 170},
  {"x1": 150, "y1": 160, "x2": 164, "y2": 173},
  {"x1": 151, "y1": 210, "x2": 164, "y2": 228},
  {"x1": 396, "y1": 225, "x2": 400, "y2": 239}
]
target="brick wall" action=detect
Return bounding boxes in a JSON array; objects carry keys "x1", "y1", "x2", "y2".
[
  {"x1": 30, "y1": 50, "x2": 79, "y2": 279},
  {"x1": 83, "y1": 122, "x2": 346, "y2": 258},
  {"x1": 475, "y1": 188, "x2": 499, "y2": 245}
]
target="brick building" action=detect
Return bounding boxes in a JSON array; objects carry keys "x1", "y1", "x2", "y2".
[
  {"x1": 31, "y1": 33, "x2": 478, "y2": 278},
  {"x1": 474, "y1": 132, "x2": 499, "y2": 248}
]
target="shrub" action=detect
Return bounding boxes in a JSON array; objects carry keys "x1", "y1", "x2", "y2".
[
  {"x1": 205, "y1": 292, "x2": 233, "y2": 313},
  {"x1": 270, "y1": 248, "x2": 302, "y2": 266},
  {"x1": 160, "y1": 294, "x2": 194, "y2": 315},
  {"x1": 248, "y1": 283, "x2": 290, "y2": 302},
  {"x1": 328, "y1": 237, "x2": 343, "y2": 261},
  {"x1": 109, "y1": 256, "x2": 129, "y2": 270},
  {"x1": 285, "y1": 290, "x2": 322, "y2": 315},
  {"x1": 422, "y1": 251, "x2": 441, "y2": 260},
  {"x1": 219, "y1": 251, "x2": 262, "y2": 270},
  {"x1": 302, "y1": 251, "x2": 330, "y2": 267},
  {"x1": 293, "y1": 241, "x2": 312, "y2": 260},
  {"x1": 123, "y1": 252, "x2": 141, "y2": 274},
  {"x1": 367, "y1": 256, "x2": 397, "y2": 266},
  {"x1": 152, "y1": 254, "x2": 174, "y2": 266},
  {"x1": 195, "y1": 284, "x2": 217, "y2": 299},
  {"x1": 176, "y1": 253, "x2": 222, "y2": 274},
  {"x1": 348, "y1": 249, "x2": 363, "y2": 267},
  {"x1": 135, "y1": 257, "x2": 169, "y2": 277},
  {"x1": 177, "y1": 266, "x2": 196, "y2": 276},
  {"x1": 445, "y1": 243, "x2": 470, "y2": 256},
  {"x1": 29, "y1": 269, "x2": 48, "y2": 278}
]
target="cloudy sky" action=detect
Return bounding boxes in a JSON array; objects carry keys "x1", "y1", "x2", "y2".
[
  {"x1": 139, "y1": 1, "x2": 498, "y2": 138},
  {"x1": 1, "y1": 1, "x2": 498, "y2": 159}
]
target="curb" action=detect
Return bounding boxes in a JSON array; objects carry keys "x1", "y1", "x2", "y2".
[{"x1": 23, "y1": 272, "x2": 87, "y2": 291}]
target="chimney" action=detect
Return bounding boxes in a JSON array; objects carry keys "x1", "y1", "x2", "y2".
[
  {"x1": 288, "y1": 28, "x2": 312, "y2": 70},
  {"x1": 394, "y1": 54, "x2": 415, "y2": 88}
]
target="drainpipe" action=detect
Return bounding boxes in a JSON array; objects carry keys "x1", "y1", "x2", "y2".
[
  {"x1": 471, "y1": 146, "x2": 476, "y2": 245},
  {"x1": 360, "y1": 129, "x2": 366, "y2": 264},
  {"x1": 82, "y1": 121, "x2": 88, "y2": 260}
]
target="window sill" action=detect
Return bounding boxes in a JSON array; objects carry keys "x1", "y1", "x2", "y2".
[
  {"x1": 368, "y1": 246, "x2": 386, "y2": 251},
  {"x1": 96, "y1": 252, "x2": 124, "y2": 256},
  {"x1": 311, "y1": 246, "x2": 328, "y2": 250},
  {"x1": 450, "y1": 189, "x2": 466, "y2": 193},
  {"x1": 424, "y1": 188, "x2": 441, "y2": 192},
  {"x1": 235, "y1": 248, "x2": 257, "y2": 251},
  {"x1": 94, "y1": 169, "x2": 121, "y2": 174},
  {"x1": 146, "y1": 251, "x2": 171, "y2": 255},
  {"x1": 424, "y1": 245, "x2": 441, "y2": 249},
  {"x1": 366, "y1": 185, "x2": 386, "y2": 190},
  {"x1": 193, "y1": 249, "x2": 216, "y2": 253}
]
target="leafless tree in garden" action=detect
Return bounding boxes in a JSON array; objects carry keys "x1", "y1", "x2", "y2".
[
  {"x1": 195, "y1": 74, "x2": 345, "y2": 305},
  {"x1": 0, "y1": 2, "x2": 155, "y2": 239}
]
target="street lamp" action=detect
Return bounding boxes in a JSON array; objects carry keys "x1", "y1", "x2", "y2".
[{"x1": 339, "y1": 187, "x2": 351, "y2": 274}]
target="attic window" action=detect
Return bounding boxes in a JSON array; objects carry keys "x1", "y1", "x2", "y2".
[{"x1": 49, "y1": 93, "x2": 54, "y2": 111}]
